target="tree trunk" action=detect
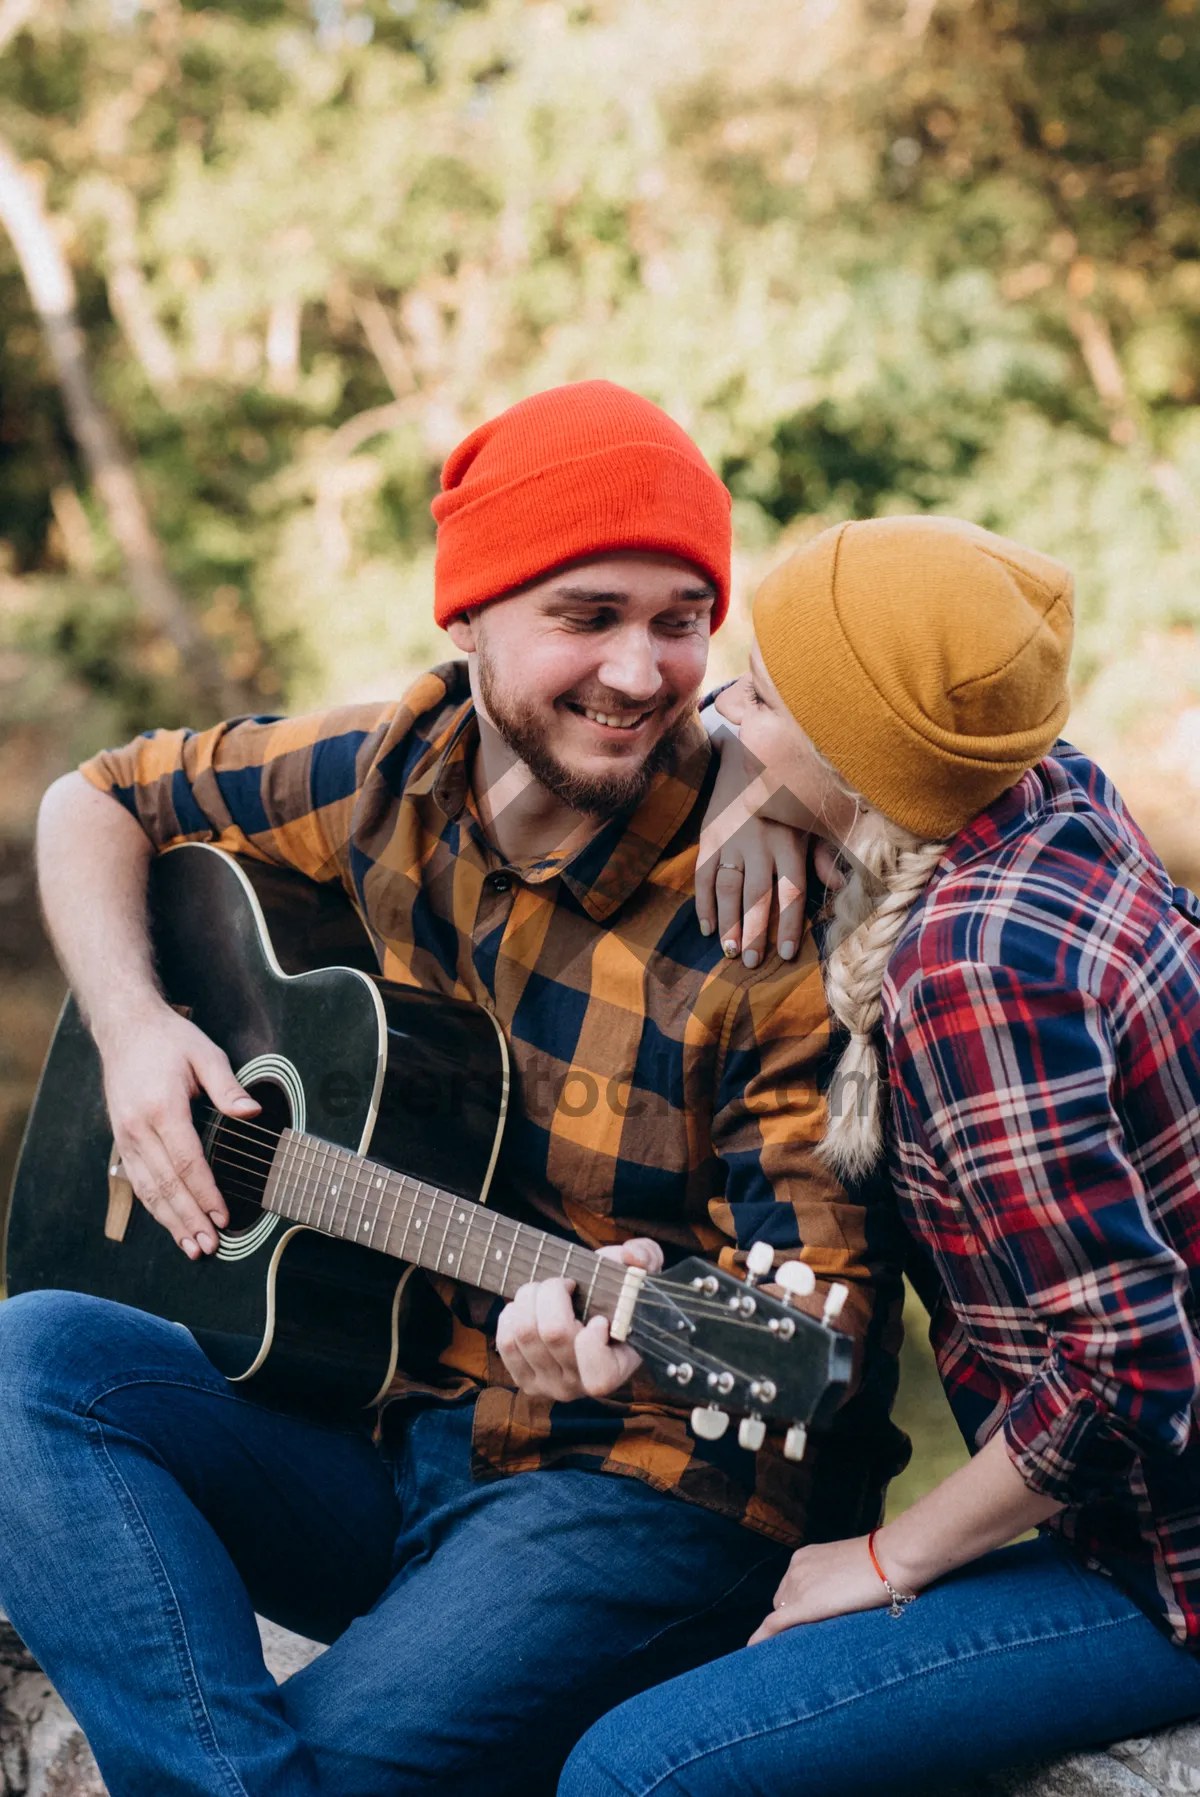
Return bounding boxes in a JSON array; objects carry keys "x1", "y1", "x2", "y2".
[
  {"x1": 0, "y1": 133, "x2": 238, "y2": 717},
  {"x1": 87, "y1": 177, "x2": 181, "y2": 405}
]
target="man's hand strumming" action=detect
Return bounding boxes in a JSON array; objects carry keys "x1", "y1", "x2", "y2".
[{"x1": 97, "y1": 1002, "x2": 261, "y2": 1260}]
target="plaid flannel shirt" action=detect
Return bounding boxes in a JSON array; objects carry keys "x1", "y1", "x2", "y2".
[
  {"x1": 80, "y1": 662, "x2": 908, "y2": 1547},
  {"x1": 885, "y1": 742, "x2": 1200, "y2": 1645}
]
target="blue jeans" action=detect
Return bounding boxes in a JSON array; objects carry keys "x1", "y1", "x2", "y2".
[
  {"x1": 559, "y1": 1534, "x2": 1200, "y2": 1796},
  {"x1": 0, "y1": 1291, "x2": 787, "y2": 1797}
]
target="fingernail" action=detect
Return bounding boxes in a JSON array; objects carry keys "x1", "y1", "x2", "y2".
[
  {"x1": 232, "y1": 1096, "x2": 258, "y2": 1112},
  {"x1": 182, "y1": 1239, "x2": 198, "y2": 1258},
  {"x1": 699, "y1": 920, "x2": 713, "y2": 937},
  {"x1": 743, "y1": 950, "x2": 759, "y2": 969},
  {"x1": 723, "y1": 939, "x2": 739, "y2": 958},
  {"x1": 780, "y1": 940, "x2": 796, "y2": 960},
  {"x1": 197, "y1": 1233, "x2": 215, "y2": 1254}
]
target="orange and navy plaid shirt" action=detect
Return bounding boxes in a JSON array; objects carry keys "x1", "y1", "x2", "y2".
[{"x1": 80, "y1": 662, "x2": 908, "y2": 1546}]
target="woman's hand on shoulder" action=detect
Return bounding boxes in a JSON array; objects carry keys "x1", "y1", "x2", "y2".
[{"x1": 697, "y1": 711, "x2": 807, "y2": 966}]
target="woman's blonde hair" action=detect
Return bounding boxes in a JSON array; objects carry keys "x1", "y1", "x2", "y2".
[{"x1": 810, "y1": 759, "x2": 946, "y2": 1182}]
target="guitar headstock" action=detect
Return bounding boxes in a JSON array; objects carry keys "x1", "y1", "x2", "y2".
[{"x1": 625, "y1": 1249, "x2": 853, "y2": 1458}]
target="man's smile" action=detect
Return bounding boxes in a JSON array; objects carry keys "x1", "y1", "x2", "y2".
[{"x1": 561, "y1": 700, "x2": 662, "y2": 736}]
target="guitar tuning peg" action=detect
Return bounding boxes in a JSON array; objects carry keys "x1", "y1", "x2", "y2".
[
  {"x1": 822, "y1": 1282, "x2": 849, "y2": 1326},
  {"x1": 690, "y1": 1405, "x2": 730, "y2": 1441},
  {"x1": 776, "y1": 1261, "x2": 816, "y2": 1306},
  {"x1": 783, "y1": 1422, "x2": 808, "y2": 1463},
  {"x1": 737, "y1": 1414, "x2": 766, "y2": 1452},
  {"x1": 744, "y1": 1241, "x2": 774, "y2": 1286}
]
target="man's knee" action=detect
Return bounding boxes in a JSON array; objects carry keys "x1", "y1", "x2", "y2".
[
  {"x1": 0, "y1": 1288, "x2": 102, "y2": 1388},
  {"x1": 0, "y1": 1289, "x2": 206, "y2": 1412}
]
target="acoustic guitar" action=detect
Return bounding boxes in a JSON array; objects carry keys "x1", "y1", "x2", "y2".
[{"x1": 4, "y1": 843, "x2": 851, "y2": 1457}]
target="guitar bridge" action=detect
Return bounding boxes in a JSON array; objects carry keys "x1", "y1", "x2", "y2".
[{"x1": 104, "y1": 1148, "x2": 134, "y2": 1243}]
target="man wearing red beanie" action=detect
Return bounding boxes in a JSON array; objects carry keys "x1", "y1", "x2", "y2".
[
  {"x1": 432, "y1": 379, "x2": 732, "y2": 632},
  {"x1": 431, "y1": 381, "x2": 731, "y2": 829},
  {"x1": 9, "y1": 381, "x2": 904, "y2": 1796}
]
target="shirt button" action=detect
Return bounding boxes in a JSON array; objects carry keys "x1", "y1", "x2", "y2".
[{"x1": 485, "y1": 870, "x2": 514, "y2": 893}]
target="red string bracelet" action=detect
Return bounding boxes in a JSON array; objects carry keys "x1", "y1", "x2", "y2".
[{"x1": 867, "y1": 1528, "x2": 918, "y2": 1618}]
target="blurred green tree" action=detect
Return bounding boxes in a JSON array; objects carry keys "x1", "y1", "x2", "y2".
[{"x1": 1, "y1": 0, "x2": 1198, "y2": 724}]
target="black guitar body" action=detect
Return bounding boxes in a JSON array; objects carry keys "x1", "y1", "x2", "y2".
[{"x1": 4, "y1": 844, "x2": 508, "y2": 1412}]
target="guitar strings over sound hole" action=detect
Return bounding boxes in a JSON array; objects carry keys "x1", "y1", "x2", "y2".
[{"x1": 204, "y1": 1080, "x2": 290, "y2": 1234}]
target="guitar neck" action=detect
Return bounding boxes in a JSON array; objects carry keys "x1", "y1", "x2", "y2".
[{"x1": 262, "y1": 1127, "x2": 626, "y2": 1322}]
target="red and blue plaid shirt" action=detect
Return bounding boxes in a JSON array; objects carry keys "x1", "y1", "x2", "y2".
[{"x1": 885, "y1": 742, "x2": 1200, "y2": 1646}]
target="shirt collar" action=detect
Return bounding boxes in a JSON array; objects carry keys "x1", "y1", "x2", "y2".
[
  {"x1": 935, "y1": 756, "x2": 1058, "y2": 877},
  {"x1": 424, "y1": 698, "x2": 714, "y2": 923}
]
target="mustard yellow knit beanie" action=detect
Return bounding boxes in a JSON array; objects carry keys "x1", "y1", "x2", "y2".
[{"x1": 752, "y1": 516, "x2": 1074, "y2": 840}]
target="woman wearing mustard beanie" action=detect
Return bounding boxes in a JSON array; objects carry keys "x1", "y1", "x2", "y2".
[{"x1": 560, "y1": 517, "x2": 1200, "y2": 1795}]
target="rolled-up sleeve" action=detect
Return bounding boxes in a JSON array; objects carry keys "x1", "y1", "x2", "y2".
[
  {"x1": 78, "y1": 704, "x2": 398, "y2": 887},
  {"x1": 892, "y1": 963, "x2": 1200, "y2": 1505}
]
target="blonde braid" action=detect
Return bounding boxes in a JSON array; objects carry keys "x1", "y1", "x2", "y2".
[{"x1": 816, "y1": 814, "x2": 946, "y2": 1182}]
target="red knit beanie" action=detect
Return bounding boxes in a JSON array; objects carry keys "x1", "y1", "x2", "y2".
[{"x1": 431, "y1": 380, "x2": 732, "y2": 630}]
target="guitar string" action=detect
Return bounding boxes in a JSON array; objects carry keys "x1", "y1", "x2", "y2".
[
  {"x1": 192, "y1": 1100, "x2": 497, "y2": 1153},
  {"x1": 197, "y1": 1123, "x2": 623, "y2": 1314},
  {"x1": 209, "y1": 1130, "x2": 594, "y2": 1276},
  {"x1": 192, "y1": 1102, "x2": 367, "y2": 1146},
  {"x1": 207, "y1": 1181, "x2": 763, "y2": 1350},
  {"x1": 201, "y1": 1163, "x2": 798, "y2": 1358},
  {"x1": 200, "y1": 1126, "x2": 616, "y2": 1284},
  {"x1": 190, "y1": 1164, "x2": 740, "y2": 1375},
  {"x1": 173, "y1": 1170, "x2": 785, "y2": 1403},
  {"x1": 194, "y1": 1109, "x2": 815, "y2": 1377},
  {"x1": 192, "y1": 1119, "x2": 821, "y2": 1409},
  {"x1": 182, "y1": 1164, "x2": 776, "y2": 1381},
  {"x1": 191, "y1": 1104, "x2": 716, "y2": 1296},
  {"x1": 198, "y1": 1122, "x2": 822, "y2": 1331},
  {"x1": 189, "y1": 1106, "x2": 826, "y2": 1329},
  {"x1": 192, "y1": 1176, "x2": 814, "y2": 1428},
  {"x1": 191, "y1": 1107, "x2": 825, "y2": 1321},
  {"x1": 202, "y1": 1155, "x2": 805, "y2": 1336},
  {"x1": 204, "y1": 1155, "x2": 628, "y2": 1309}
]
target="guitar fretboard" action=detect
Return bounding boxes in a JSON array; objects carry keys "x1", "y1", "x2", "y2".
[{"x1": 261, "y1": 1126, "x2": 627, "y2": 1322}]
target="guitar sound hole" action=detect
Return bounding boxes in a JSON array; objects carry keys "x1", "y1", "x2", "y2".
[{"x1": 207, "y1": 1080, "x2": 290, "y2": 1235}]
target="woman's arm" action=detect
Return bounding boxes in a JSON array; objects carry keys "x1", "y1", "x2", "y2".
[
  {"x1": 696, "y1": 701, "x2": 808, "y2": 964},
  {"x1": 892, "y1": 962, "x2": 1199, "y2": 1502},
  {"x1": 749, "y1": 1429, "x2": 1060, "y2": 1641},
  {"x1": 752, "y1": 950, "x2": 1200, "y2": 1643}
]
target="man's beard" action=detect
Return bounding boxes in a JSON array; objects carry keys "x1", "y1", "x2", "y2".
[{"x1": 477, "y1": 646, "x2": 688, "y2": 819}]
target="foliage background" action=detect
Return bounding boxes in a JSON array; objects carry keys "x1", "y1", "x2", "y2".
[{"x1": 5, "y1": 0, "x2": 1200, "y2": 1503}]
